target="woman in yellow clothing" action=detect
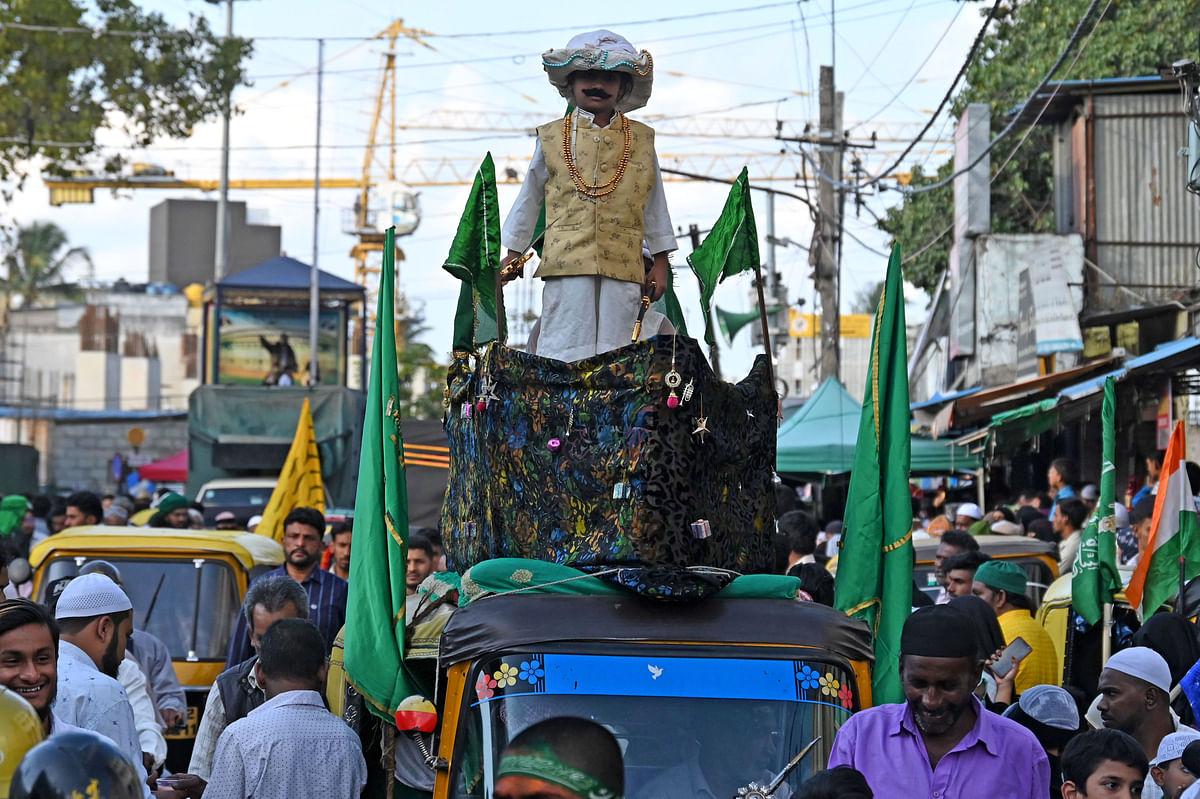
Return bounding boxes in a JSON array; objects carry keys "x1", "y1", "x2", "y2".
[{"x1": 972, "y1": 560, "x2": 1062, "y2": 694}]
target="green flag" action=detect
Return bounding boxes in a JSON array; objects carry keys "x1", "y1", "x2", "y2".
[
  {"x1": 1072, "y1": 376, "x2": 1123, "y2": 625},
  {"x1": 686, "y1": 167, "x2": 759, "y2": 346},
  {"x1": 833, "y1": 243, "x2": 913, "y2": 705},
  {"x1": 443, "y1": 152, "x2": 503, "y2": 350},
  {"x1": 345, "y1": 226, "x2": 419, "y2": 723}
]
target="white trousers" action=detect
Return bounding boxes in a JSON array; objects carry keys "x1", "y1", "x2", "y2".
[{"x1": 529, "y1": 276, "x2": 674, "y2": 362}]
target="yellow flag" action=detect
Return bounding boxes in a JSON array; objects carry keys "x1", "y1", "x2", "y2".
[{"x1": 257, "y1": 397, "x2": 325, "y2": 541}]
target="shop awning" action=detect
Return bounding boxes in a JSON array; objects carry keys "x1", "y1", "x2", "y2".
[
  {"x1": 952, "y1": 357, "x2": 1118, "y2": 427},
  {"x1": 138, "y1": 450, "x2": 187, "y2": 483},
  {"x1": 777, "y1": 377, "x2": 980, "y2": 476}
]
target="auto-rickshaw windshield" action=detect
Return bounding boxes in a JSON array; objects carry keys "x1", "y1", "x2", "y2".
[
  {"x1": 39, "y1": 556, "x2": 241, "y2": 661},
  {"x1": 451, "y1": 653, "x2": 855, "y2": 798}
]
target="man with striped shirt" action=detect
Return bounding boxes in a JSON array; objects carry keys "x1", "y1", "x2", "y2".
[{"x1": 225, "y1": 507, "x2": 347, "y2": 668}]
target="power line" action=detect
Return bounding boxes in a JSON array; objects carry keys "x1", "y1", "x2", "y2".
[
  {"x1": 855, "y1": 0, "x2": 1004, "y2": 188},
  {"x1": 853, "y1": 0, "x2": 965, "y2": 127},
  {"x1": 900, "y1": 0, "x2": 1113, "y2": 264}
]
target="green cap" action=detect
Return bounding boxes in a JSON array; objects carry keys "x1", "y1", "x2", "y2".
[{"x1": 974, "y1": 560, "x2": 1027, "y2": 596}]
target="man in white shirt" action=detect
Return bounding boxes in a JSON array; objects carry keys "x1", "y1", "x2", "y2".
[
  {"x1": 51, "y1": 573, "x2": 151, "y2": 797},
  {"x1": 202, "y1": 618, "x2": 365, "y2": 799}
]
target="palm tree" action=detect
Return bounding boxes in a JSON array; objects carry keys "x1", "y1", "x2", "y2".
[{"x1": 2, "y1": 221, "x2": 92, "y2": 307}]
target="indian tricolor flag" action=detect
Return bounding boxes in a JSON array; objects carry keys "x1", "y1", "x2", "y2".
[{"x1": 1126, "y1": 421, "x2": 1200, "y2": 618}]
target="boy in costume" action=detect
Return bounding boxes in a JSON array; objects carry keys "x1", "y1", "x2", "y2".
[{"x1": 501, "y1": 30, "x2": 676, "y2": 362}]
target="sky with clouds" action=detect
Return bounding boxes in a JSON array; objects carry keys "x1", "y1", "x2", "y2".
[{"x1": 8, "y1": 0, "x2": 987, "y2": 379}]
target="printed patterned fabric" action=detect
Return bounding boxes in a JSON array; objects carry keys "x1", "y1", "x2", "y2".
[{"x1": 442, "y1": 335, "x2": 777, "y2": 600}]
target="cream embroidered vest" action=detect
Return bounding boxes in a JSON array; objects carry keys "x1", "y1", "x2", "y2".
[{"x1": 535, "y1": 112, "x2": 656, "y2": 284}]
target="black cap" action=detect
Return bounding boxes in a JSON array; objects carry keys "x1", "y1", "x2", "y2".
[
  {"x1": 901, "y1": 605, "x2": 978, "y2": 658},
  {"x1": 1181, "y1": 739, "x2": 1200, "y2": 776}
]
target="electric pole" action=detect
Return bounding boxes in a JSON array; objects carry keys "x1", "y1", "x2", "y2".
[
  {"x1": 815, "y1": 65, "x2": 843, "y2": 384},
  {"x1": 208, "y1": 0, "x2": 234, "y2": 282}
]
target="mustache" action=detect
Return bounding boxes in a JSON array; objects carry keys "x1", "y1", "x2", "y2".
[{"x1": 582, "y1": 88, "x2": 613, "y2": 99}]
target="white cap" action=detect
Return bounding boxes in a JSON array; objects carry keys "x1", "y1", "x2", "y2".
[
  {"x1": 54, "y1": 573, "x2": 132, "y2": 620},
  {"x1": 1010, "y1": 684, "x2": 1080, "y2": 730},
  {"x1": 1151, "y1": 729, "x2": 1200, "y2": 767},
  {"x1": 1082, "y1": 484, "x2": 1099, "y2": 501},
  {"x1": 957, "y1": 502, "x2": 983, "y2": 520},
  {"x1": 1103, "y1": 646, "x2": 1173, "y2": 693},
  {"x1": 1113, "y1": 502, "x2": 1130, "y2": 528},
  {"x1": 247, "y1": 514, "x2": 263, "y2": 529}
]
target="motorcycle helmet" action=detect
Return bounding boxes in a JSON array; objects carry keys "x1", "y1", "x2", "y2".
[{"x1": 9, "y1": 731, "x2": 140, "y2": 799}]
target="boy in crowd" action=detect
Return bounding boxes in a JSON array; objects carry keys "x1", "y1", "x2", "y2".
[{"x1": 1061, "y1": 728, "x2": 1148, "y2": 799}]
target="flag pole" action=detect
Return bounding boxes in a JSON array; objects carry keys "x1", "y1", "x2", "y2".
[
  {"x1": 494, "y1": 265, "x2": 507, "y2": 345},
  {"x1": 1101, "y1": 602, "x2": 1113, "y2": 667},
  {"x1": 1179, "y1": 555, "x2": 1188, "y2": 616},
  {"x1": 753, "y1": 265, "x2": 776, "y2": 397}
]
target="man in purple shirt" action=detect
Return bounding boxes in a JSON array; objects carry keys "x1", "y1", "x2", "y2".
[{"x1": 829, "y1": 604, "x2": 1050, "y2": 799}]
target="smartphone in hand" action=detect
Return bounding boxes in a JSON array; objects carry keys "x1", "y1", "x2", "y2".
[{"x1": 988, "y1": 636, "x2": 1033, "y2": 677}]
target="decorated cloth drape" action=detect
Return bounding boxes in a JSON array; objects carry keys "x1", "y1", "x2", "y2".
[
  {"x1": 444, "y1": 153, "x2": 503, "y2": 350},
  {"x1": 833, "y1": 243, "x2": 913, "y2": 705},
  {"x1": 344, "y1": 226, "x2": 420, "y2": 722},
  {"x1": 442, "y1": 335, "x2": 777, "y2": 601},
  {"x1": 255, "y1": 397, "x2": 324, "y2": 542},
  {"x1": 686, "y1": 167, "x2": 759, "y2": 347},
  {"x1": 1071, "y1": 376, "x2": 1122, "y2": 625}
]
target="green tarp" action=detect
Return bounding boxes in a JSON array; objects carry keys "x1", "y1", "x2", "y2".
[{"x1": 776, "y1": 377, "x2": 980, "y2": 475}]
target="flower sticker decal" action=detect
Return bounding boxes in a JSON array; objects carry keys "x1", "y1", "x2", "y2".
[
  {"x1": 797, "y1": 665, "x2": 820, "y2": 692},
  {"x1": 494, "y1": 663, "x2": 519, "y2": 688},
  {"x1": 838, "y1": 683, "x2": 853, "y2": 709},
  {"x1": 519, "y1": 660, "x2": 545, "y2": 684},
  {"x1": 475, "y1": 673, "x2": 497, "y2": 701},
  {"x1": 819, "y1": 672, "x2": 841, "y2": 698}
]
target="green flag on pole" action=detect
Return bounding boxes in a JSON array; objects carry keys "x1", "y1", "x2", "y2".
[
  {"x1": 443, "y1": 152, "x2": 503, "y2": 349},
  {"x1": 344, "y1": 226, "x2": 419, "y2": 723},
  {"x1": 833, "y1": 243, "x2": 913, "y2": 705},
  {"x1": 686, "y1": 167, "x2": 759, "y2": 346},
  {"x1": 1072, "y1": 376, "x2": 1125, "y2": 624}
]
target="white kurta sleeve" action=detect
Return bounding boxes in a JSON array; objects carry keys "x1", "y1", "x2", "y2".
[
  {"x1": 501, "y1": 138, "x2": 549, "y2": 252},
  {"x1": 643, "y1": 152, "x2": 676, "y2": 255}
]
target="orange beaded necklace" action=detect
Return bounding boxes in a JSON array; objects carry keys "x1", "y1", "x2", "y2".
[{"x1": 562, "y1": 111, "x2": 633, "y2": 198}]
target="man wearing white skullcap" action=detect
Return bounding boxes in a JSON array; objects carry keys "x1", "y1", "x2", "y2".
[
  {"x1": 1098, "y1": 646, "x2": 1178, "y2": 764},
  {"x1": 52, "y1": 573, "x2": 151, "y2": 797}
]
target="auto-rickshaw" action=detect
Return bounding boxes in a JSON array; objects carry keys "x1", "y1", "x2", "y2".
[{"x1": 28, "y1": 526, "x2": 284, "y2": 771}]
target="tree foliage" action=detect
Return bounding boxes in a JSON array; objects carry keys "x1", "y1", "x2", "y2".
[
  {"x1": 0, "y1": 0, "x2": 252, "y2": 188},
  {"x1": 879, "y1": 0, "x2": 1200, "y2": 297},
  {"x1": 2, "y1": 220, "x2": 90, "y2": 305}
]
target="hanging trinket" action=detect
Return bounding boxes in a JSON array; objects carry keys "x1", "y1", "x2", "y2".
[
  {"x1": 665, "y1": 335, "x2": 682, "y2": 408},
  {"x1": 681, "y1": 378, "x2": 695, "y2": 404},
  {"x1": 547, "y1": 437, "x2": 562, "y2": 453},
  {"x1": 460, "y1": 403, "x2": 472, "y2": 419},
  {"x1": 476, "y1": 372, "x2": 500, "y2": 413},
  {"x1": 692, "y1": 397, "x2": 709, "y2": 443},
  {"x1": 690, "y1": 519, "x2": 712, "y2": 540},
  {"x1": 612, "y1": 482, "x2": 631, "y2": 500}
]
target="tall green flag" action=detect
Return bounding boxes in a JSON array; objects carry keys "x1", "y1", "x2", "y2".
[
  {"x1": 686, "y1": 167, "x2": 759, "y2": 346},
  {"x1": 345, "y1": 226, "x2": 418, "y2": 722},
  {"x1": 444, "y1": 152, "x2": 503, "y2": 350},
  {"x1": 833, "y1": 243, "x2": 913, "y2": 705},
  {"x1": 1072, "y1": 376, "x2": 1123, "y2": 624}
]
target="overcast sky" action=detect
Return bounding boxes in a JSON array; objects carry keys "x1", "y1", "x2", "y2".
[{"x1": 9, "y1": 0, "x2": 985, "y2": 380}]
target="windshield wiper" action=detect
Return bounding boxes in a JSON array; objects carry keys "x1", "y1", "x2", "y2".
[
  {"x1": 144, "y1": 573, "x2": 167, "y2": 628},
  {"x1": 734, "y1": 736, "x2": 821, "y2": 799}
]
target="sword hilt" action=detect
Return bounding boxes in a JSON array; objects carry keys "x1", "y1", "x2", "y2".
[{"x1": 500, "y1": 250, "x2": 535, "y2": 283}]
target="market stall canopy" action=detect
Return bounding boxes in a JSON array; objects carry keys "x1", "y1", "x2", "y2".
[
  {"x1": 777, "y1": 377, "x2": 980, "y2": 475},
  {"x1": 137, "y1": 449, "x2": 187, "y2": 483}
]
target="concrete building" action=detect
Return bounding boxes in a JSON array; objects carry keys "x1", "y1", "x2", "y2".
[{"x1": 148, "y1": 199, "x2": 281, "y2": 287}]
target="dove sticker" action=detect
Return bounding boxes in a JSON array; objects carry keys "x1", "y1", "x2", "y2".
[{"x1": 647, "y1": 664, "x2": 663, "y2": 680}]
